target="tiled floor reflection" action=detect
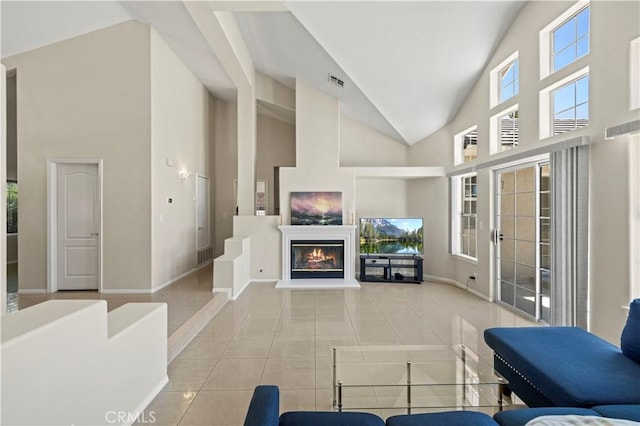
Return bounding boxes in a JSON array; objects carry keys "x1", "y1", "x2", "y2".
[
  {"x1": 6, "y1": 264, "x2": 215, "y2": 337},
  {"x1": 138, "y1": 281, "x2": 537, "y2": 425}
]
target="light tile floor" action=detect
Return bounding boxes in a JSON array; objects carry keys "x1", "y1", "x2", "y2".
[
  {"x1": 137, "y1": 281, "x2": 537, "y2": 426},
  {"x1": 6, "y1": 264, "x2": 216, "y2": 337}
]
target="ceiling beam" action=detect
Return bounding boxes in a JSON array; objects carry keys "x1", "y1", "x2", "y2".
[{"x1": 183, "y1": 1, "x2": 255, "y2": 89}]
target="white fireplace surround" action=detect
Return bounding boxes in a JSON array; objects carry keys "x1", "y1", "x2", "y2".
[{"x1": 276, "y1": 225, "x2": 360, "y2": 289}]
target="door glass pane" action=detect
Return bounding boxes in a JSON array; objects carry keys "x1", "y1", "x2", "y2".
[
  {"x1": 516, "y1": 192, "x2": 535, "y2": 216},
  {"x1": 516, "y1": 287, "x2": 536, "y2": 316},
  {"x1": 515, "y1": 240, "x2": 536, "y2": 266},
  {"x1": 516, "y1": 217, "x2": 535, "y2": 241},
  {"x1": 501, "y1": 172, "x2": 515, "y2": 193},
  {"x1": 515, "y1": 264, "x2": 536, "y2": 291},
  {"x1": 501, "y1": 194, "x2": 515, "y2": 215},
  {"x1": 500, "y1": 239, "x2": 515, "y2": 262},
  {"x1": 501, "y1": 281, "x2": 515, "y2": 305},
  {"x1": 500, "y1": 216, "x2": 515, "y2": 239},
  {"x1": 500, "y1": 260, "x2": 515, "y2": 284},
  {"x1": 516, "y1": 167, "x2": 535, "y2": 191}
]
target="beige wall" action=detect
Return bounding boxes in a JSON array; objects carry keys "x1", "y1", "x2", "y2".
[
  {"x1": 408, "y1": 1, "x2": 640, "y2": 342},
  {"x1": 3, "y1": 21, "x2": 153, "y2": 291},
  {"x1": 255, "y1": 114, "x2": 295, "y2": 216},
  {"x1": 6, "y1": 75, "x2": 16, "y2": 180},
  {"x1": 213, "y1": 98, "x2": 238, "y2": 257},
  {"x1": 150, "y1": 29, "x2": 213, "y2": 289},
  {"x1": 340, "y1": 115, "x2": 407, "y2": 167}
]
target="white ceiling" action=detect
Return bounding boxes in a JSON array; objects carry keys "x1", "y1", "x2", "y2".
[{"x1": 1, "y1": 1, "x2": 526, "y2": 145}]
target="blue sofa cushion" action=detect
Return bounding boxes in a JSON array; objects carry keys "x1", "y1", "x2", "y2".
[
  {"x1": 493, "y1": 407, "x2": 600, "y2": 426},
  {"x1": 484, "y1": 327, "x2": 640, "y2": 406},
  {"x1": 244, "y1": 385, "x2": 279, "y2": 426},
  {"x1": 621, "y1": 299, "x2": 640, "y2": 362},
  {"x1": 386, "y1": 411, "x2": 497, "y2": 426},
  {"x1": 592, "y1": 405, "x2": 640, "y2": 422},
  {"x1": 280, "y1": 411, "x2": 385, "y2": 426}
]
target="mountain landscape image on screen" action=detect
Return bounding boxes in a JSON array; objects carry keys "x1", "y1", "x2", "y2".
[{"x1": 359, "y1": 218, "x2": 424, "y2": 254}]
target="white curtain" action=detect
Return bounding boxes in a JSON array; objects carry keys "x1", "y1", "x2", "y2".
[{"x1": 550, "y1": 145, "x2": 590, "y2": 327}]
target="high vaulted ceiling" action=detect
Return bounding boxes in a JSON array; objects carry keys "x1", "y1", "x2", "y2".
[{"x1": 1, "y1": 1, "x2": 526, "y2": 145}]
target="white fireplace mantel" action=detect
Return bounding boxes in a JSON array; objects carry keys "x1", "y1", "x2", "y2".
[{"x1": 276, "y1": 225, "x2": 360, "y2": 289}]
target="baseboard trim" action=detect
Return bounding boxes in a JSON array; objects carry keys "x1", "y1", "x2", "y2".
[
  {"x1": 151, "y1": 262, "x2": 212, "y2": 293},
  {"x1": 231, "y1": 279, "x2": 252, "y2": 300},
  {"x1": 102, "y1": 263, "x2": 212, "y2": 294},
  {"x1": 101, "y1": 288, "x2": 153, "y2": 295},
  {"x1": 250, "y1": 278, "x2": 278, "y2": 283},
  {"x1": 423, "y1": 274, "x2": 492, "y2": 302},
  {"x1": 17, "y1": 289, "x2": 47, "y2": 294}
]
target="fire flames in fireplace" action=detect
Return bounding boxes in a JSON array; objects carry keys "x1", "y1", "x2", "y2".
[
  {"x1": 291, "y1": 240, "x2": 344, "y2": 278},
  {"x1": 304, "y1": 248, "x2": 336, "y2": 268}
]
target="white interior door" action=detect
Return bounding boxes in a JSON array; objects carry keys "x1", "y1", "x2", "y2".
[
  {"x1": 56, "y1": 163, "x2": 99, "y2": 290},
  {"x1": 196, "y1": 174, "x2": 210, "y2": 250}
]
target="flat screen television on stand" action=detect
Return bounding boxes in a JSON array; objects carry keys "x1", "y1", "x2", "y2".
[{"x1": 359, "y1": 218, "x2": 424, "y2": 255}]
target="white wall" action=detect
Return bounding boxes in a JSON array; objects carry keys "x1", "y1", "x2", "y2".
[
  {"x1": 408, "y1": 1, "x2": 640, "y2": 342},
  {"x1": 2, "y1": 21, "x2": 153, "y2": 292},
  {"x1": 233, "y1": 215, "x2": 280, "y2": 280},
  {"x1": 150, "y1": 29, "x2": 213, "y2": 289},
  {"x1": 1, "y1": 300, "x2": 167, "y2": 425},
  {"x1": 279, "y1": 81, "x2": 356, "y2": 224}
]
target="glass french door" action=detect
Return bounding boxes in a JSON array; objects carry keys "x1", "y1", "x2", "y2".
[{"x1": 495, "y1": 160, "x2": 551, "y2": 322}]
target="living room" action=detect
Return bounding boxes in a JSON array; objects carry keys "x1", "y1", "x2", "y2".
[{"x1": 1, "y1": 1, "x2": 639, "y2": 424}]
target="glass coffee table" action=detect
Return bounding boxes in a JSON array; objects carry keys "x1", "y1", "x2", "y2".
[{"x1": 331, "y1": 344, "x2": 509, "y2": 414}]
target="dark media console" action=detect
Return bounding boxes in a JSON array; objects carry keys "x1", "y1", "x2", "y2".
[{"x1": 359, "y1": 254, "x2": 423, "y2": 284}]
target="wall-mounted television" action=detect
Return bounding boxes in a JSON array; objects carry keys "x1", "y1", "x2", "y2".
[{"x1": 359, "y1": 218, "x2": 424, "y2": 255}]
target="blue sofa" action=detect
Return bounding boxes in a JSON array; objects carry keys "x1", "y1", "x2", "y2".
[
  {"x1": 484, "y1": 299, "x2": 640, "y2": 408},
  {"x1": 243, "y1": 386, "x2": 640, "y2": 426}
]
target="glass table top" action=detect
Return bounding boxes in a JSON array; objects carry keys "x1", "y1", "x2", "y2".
[{"x1": 332, "y1": 344, "x2": 508, "y2": 414}]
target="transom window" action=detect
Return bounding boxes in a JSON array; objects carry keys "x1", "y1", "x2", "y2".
[
  {"x1": 552, "y1": 74, "x2": 589, "y2": 135},
  {"x1": 553, "y1": 6, "x2": 590, "y2": 72},
  {"x1": 454, "y1": 126, "x2": 478, "y2": 165},
  {"x1": 500, "y1": 59, "x2": 519, "y2": 103},
  {"x1": 499, "y1": 109, "x2": 519, "y2": 152}
]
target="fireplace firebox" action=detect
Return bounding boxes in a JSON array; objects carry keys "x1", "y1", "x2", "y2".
[{"x1": 290, "y1": 240, "x2": 344, "y2": 279}]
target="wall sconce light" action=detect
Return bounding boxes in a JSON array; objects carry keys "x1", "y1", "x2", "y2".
[{"x1": 178, "y1": 170, "x2": 192, "y2": 181}]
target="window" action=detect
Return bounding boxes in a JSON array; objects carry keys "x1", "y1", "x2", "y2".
[
  {"x1": 461, "y1": 175, "x2": 477, "y2": 258},
  {"x1": 552, "y1": 6, "x2": 590, "y2": 72},
  {"x1": 455, "y1": 126, "x2": 478, "y2": 164},
  {"x1": 500, "y1": 59, "x2": 519, "y2": 103},
  {"x1": 7, "y1": 181, "x2": 17, "y2": 234},
  {"x1": 490, "y1": 51, "x2": 518, "y2": 108},
  {"x1": 452, "y1": 174, "x2": 477, "y2": 259},
  {"x1": 491, "y1": 106, "x2": 519, "y2": 154},
  {"x1": 552, "y1": 74, "x2": 589, "y2": 135}
]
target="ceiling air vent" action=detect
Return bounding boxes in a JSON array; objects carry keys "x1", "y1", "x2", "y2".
[{"x1": 328, "y1": 73, "x2": 345, "y2": 88}]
